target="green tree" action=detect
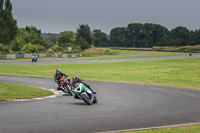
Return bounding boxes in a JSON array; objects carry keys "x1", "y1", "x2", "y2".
[
  {"x1": 21, "y1": 43, "x2": 46, "y2": 53},
  {"x1": 143, "y1": 23, "x2": 170, "y2": 47},
  {"x1": 126, "y1": 23, "x2": 144, "y2": 47},
  {"x1": 170, "y1": 26, "x2": 191, "y2": 46},
  {"x1": 57, "y1": 31, "x2": 75, "y2": 48},
  {"x1": 10, "y1": 28, "x2": 26, "y2": 51},
  {"x1": 92, "y1": 29, "x2": 108, "y2": 47},
  {"x1": 41, "y1": 33, "x2": 59, "y2": 45},
  {"x1": 10, "y1": 27, "x2": 50, "y2": 52},
  {"x1": 25, "y1": 25, "x2": 41, "y2": 35},
  {"x1": 111, "y1": 23, "x2": 170, "y2": 48},
  {"x1": 109, "y1": 27, "x2": 127, "y2": 47},
  {"x1": 24, "y1": 26, "x2": 49, "y2": 48},
  {"x1": 0, "y1": 0, "x2": 17, "y2": 46},
  {"x1": 190, "y1": 29, "x2": 200, "y2": 45},
  {"x1": 76, "y1": 37, "x2": 90, "y2": 50},
  {"x1": 75, "y1": 24, "x2": 93, "y2": 50}
]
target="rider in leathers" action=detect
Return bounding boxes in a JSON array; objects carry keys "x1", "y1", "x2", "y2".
[
  {"x1": 71, "y1": 75, "x2": 96, "y2": 99},
  {"x1": 54, "y1": 68, "x2": 70, "y2": 90}
]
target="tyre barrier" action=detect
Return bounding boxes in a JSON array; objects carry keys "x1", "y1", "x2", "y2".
[{"x1": 0, "y1": 54, "x2": 82, "y2": 59}]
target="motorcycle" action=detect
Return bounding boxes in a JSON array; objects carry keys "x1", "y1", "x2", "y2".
[
  {"x1": 32, "y1": 56, "x2": 37, "y2": 62},
  {"x1": 73, "y1": 83, "x2": 97, "y2": 105},
  {"x1": 58, "y1": 77, "x2": 73, "y2": 96}
]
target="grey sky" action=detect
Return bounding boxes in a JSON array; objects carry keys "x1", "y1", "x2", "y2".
[{"x1": 12, "y1": 0, "x2": 200, "y2": 34}]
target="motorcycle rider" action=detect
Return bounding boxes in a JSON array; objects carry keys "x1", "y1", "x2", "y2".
[
  {"x1": 71, "y1": 75, "x2": 96, "y2": 96},
  {"x1": 54, "y1": 68, "x2": 70, "y2": 91},
  {"x1": 32, "y1": 53, "x2": 37, "y2": 62},
  {"x1": 33, "y1": 53, "x2": 37, "y2": 58},
  {"x1": 74, "y1": 83, "x2": 94, "y2": 104}
]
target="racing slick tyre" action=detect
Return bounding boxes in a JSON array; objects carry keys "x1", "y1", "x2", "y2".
[
  {"x1": 81, "y1": 93, "x2": 92, "y2": 105},
  {"x1": 65, "y1": 86, "x2": 73, "y2": 96},
  {"x1": 93, "y1": 95, "x2": 97, "y2": 103}
]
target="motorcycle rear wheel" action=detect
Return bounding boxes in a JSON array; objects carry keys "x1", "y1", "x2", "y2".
[{"x1": 93, "y1": 95, "x2": 97, "y2": 103}]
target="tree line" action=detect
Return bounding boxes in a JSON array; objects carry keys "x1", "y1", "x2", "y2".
[
  {"x1": 109, "y1": 23, "x2": 200, "y2": 48},
  {"x1": 1, "y1": 0, "x2": 200, "y2": 54},
  {"x1": 44, "y1": 23, "x2": 200, "y2": 49}
]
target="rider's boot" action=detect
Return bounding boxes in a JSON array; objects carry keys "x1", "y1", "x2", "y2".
[
  {"x1": 87, "y1": 85, "x2": 96, "y2": 94},
  {"x1": 57, "y1": 87, "x2": 61, "y2": 91},
  {"x1": 57, "y1": 85, "x2": 62, "y2": 91},
  {"x1": 74, "y1": 94, "x2": 80, "y2": 99}
]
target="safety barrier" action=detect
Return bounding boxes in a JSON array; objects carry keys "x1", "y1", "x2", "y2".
[{"x1": 0, "y1": 54, "x2": 82, "y2": 59}]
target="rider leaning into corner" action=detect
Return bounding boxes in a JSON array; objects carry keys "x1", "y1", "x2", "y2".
[
  {"x1": 71, "y1": 75, "x2": 96, "y2": 99},
  {"x1": 74, "y1": 83, "x2": 94, "y2": 103},
  {"x1": 54, "y1": 68, "x2": 70, "y2": 90}
]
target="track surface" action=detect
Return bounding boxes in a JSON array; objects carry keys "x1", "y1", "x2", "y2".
[
  {"x1": 0, "y1": 55, "x2": 200, "y2": 133},
  {"x1": 0, "y1": 54, "x2": 200, "y2": 65},
  {"x1": 0, "y1": 76, "x2": 200, "y2": 133}
]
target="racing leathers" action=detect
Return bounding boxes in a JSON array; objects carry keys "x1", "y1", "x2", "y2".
[
  {"x1": 74, "y1": 83, "x2": 94, "y2": 103},
  {"x1": 71, "y1": 78, "x2": 96, "y2": 94},
  {"x1": 54, "y1": 72, "x2": 70, "y2": 90}
]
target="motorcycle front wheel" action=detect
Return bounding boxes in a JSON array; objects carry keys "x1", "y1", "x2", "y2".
[
  {"x1": 81, "y1": 93, "x2": 92, "y2": 105},
  {"x1": 65, "y1": 85, "x2": 73, "y2": 96}
]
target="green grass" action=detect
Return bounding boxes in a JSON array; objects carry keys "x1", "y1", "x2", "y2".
[
  {"x1": 152, "y1": 45, "x2": 200, "y2": 53},
  {"x1": 0, "y1": 82, "x2": 54, "y2": 101},
  {"x1": 0, "y1": 58, "x2": 200, "y2": 90},
  {"x1": 75, "y1": 51, "x2": 190, "y2": 61},
  {"x1": 127, "y1": 125, "x2": 200, "y2": 133},
  {"x1": 115, "y1": 45, "x2": 200, "y2": 53}
]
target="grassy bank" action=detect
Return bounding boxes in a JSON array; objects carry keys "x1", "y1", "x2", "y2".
[
  {"x1": 0, "y1": 58, "x2": 199, "y2": 90},
  {"x1": 56, "y1": 51, "x2": 190, "y2": 61},
  {"x1": 152, "y1": 45, "x2": 200, "y2": 53},
  {"x1": 129, "y1": 125, "x2": 200, "y2": 133},
  {"x1": 0, "y1": 82, "x2": 54, "y2": 101},
  {"x1": 115, "y1": 45, "x2": 200, "y2": 53}
]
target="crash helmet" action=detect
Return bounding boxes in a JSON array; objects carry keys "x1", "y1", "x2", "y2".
[
  {"x1": 72, "y1": 75, "x2": 79, "y2": 83},
  {"x1": 55, "y1": 68, "x2": 60, "y2": 74}
]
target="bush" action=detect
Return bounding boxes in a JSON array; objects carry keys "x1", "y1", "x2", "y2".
[
  {"x1": 10, "y1": 37, "x2": 26, "y2": 51},
  {"x1": 50, "y1": 45, "x2": 64, "y2": 53},
  {"x1": 46, "y1": 50, "x2": 55, "y2": 54},
  {"x1": 0, "y1": 45, "x2": 10, "y2": 53},
  {"x1": 21, "y1": 43, "x2": 46, "y2": 53}
]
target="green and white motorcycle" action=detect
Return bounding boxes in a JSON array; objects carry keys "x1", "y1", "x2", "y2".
[{"x1": 73, "y1": 83, "x2": 97, "y2": 105}]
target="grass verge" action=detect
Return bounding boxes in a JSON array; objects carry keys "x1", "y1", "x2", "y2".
[
  {"x1": 128, "y1": 124, "x2": 200, "y2": 133},
  {"x1": 0, "y1": 58, "x2": 199, "y2": 90},
  {"x1": 0, "y1": 82, "x2": 54, "y2": 101},
  {"x1": 152, "y1": 45, "x2": 200, "y2": 53}
]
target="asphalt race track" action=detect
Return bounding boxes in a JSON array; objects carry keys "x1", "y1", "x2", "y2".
[
  {"x1": 0, "y1": 55, "x2": 200, "y2": 133},
  {"x1": 0, "y1": 54, "x2": 200, "y2": 65}
]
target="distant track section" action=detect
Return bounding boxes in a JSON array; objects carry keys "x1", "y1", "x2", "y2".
[{"x1": 0, "y1": 54, "x2": 200, "y2": 66}]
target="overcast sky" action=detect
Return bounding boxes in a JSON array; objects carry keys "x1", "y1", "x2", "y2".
[{"x1": 12, "y1": 0, "x2": 200, "y2": 34}]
